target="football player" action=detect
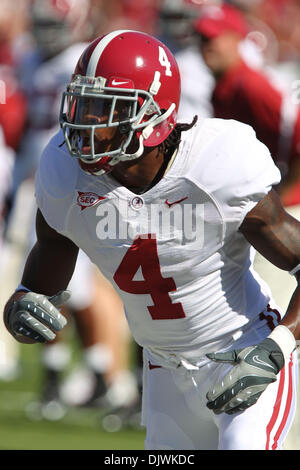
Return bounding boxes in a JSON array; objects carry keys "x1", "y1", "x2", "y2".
[
  {"x1": 8, "y1": 0, "x2": 137, "y2": 417},
  {"x1": 3, "y1": 30, "x2": 300, "y2": 450}
]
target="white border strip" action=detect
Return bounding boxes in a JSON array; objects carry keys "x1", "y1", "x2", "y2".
[{"x1": 86, "y1": 30, "x2": 137, "y2": 77}]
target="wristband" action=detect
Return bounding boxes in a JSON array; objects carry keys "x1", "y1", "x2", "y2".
[
  {"x1": 268, "y1": 325, "x2": 296, "y2": 364},
  {"x1": 15, "y1": 284, "x2": 31, "y2": 293}
]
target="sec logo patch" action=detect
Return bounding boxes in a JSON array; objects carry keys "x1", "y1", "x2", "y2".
[{"x1": 77, "y1": 191, "x2": 106, "y2": 211}]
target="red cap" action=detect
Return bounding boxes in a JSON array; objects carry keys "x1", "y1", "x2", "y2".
[{"x1": 194, "y1": 4, "x2": 248, "y2": 39}]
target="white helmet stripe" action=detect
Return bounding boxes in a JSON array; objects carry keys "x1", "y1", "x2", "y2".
[{"x1": 86, "y1": 30, "x2": 137, "y2": 77}]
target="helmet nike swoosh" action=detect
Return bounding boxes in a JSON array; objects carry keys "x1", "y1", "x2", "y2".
[{"x1": 111, "y1": 79, "x2": 129, "y2": 86}]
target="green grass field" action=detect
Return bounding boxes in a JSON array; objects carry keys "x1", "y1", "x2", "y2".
[{"x1": 0, "y1": 342, "x2": 146, "y2": 450}]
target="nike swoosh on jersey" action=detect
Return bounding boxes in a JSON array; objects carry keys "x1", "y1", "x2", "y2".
[
  {"x1": 165, "y1": 196, "x2": 189, "y2": 208},
  {"x1": 252, "y1": 355, "x2": 275, "y2": 371}
]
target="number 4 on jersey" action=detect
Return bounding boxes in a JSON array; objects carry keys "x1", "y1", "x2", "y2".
[{"x1": 113, "y1": 235, "x2": 185, "y2": 320}]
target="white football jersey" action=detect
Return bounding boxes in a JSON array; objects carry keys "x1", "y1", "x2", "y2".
[
  {"x1": 35, "y1": 118, "x2": 281, "y2": 367},
  {"x1": 20, "y1": 42, "x2": 88, "y2": 133},
  {"x1": 15, "y1": 43, "x2": 88, "y2": 187},
  {"x1": 176, "y1": 46, "x2": 215, "y2": 121}
]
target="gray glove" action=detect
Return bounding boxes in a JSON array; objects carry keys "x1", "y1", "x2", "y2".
[
  {"x1": 206, "y1": 338, "x2": 284, "y2": 415},
  {"x1": 6, "y1": 291, "x2": 70, "y2": 343}
]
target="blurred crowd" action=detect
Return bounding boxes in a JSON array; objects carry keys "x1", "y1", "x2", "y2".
[{"x1": 0, "y1": 0, "x2": 299, "y2": 444}]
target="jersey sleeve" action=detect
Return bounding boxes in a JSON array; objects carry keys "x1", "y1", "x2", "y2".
[
  {"x1": 191, "y1": 120, "x2": 281, "y2": 238},
  {"x1": 218, "y1": 121, "x2": 281, "y2": 233},
  {"x1": 35, "y1": 131, "x2": 78, "y2": 235}
]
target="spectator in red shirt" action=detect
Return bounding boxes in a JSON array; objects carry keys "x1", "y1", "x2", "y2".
[{"x1": 194, "y1": 3, "x2": 300, "y2": 207}]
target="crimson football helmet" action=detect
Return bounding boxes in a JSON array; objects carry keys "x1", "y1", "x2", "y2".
[{"x1": 59, "y1": 30, "x2": 181, "y2": 175}]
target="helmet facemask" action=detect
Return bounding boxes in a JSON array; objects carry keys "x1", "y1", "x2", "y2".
[{"x1": 59, "y1": 74, "x2": 174, "y2": 175}]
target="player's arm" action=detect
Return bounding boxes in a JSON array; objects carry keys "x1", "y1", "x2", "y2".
[
  {"x1": 3, "y1": 209, "x2": 79, "y2": 344},
  {"x1": 206, "y1": 189, "x2": 300, "y2": 414},
  {"x1": 239, "y1": 189, "x2": 300, "y2": 338}
]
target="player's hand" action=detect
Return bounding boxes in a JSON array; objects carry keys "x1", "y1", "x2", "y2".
[
  {"x1": 4, "y1": 290, "x2": 70, "y2": 344},
  {"x1": 205, "y1": 338, "x2": 285, "y2": 415}
]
